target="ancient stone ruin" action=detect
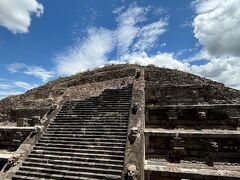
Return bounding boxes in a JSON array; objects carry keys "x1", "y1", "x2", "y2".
[{"x1": 0, "y1": 64, "x2": 239, "y2": 179}]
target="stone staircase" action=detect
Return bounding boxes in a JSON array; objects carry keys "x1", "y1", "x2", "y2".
[{"x1": 12, "y1": 86, "x2": 132, "y2": 179}]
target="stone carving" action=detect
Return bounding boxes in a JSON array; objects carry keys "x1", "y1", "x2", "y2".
[
  {"x1": 33, "y1": 125, "x2": 43, "y2": 134},
  {"x1": 127, "y1": 164, "x2": 137, "y2": 180},
  {"x1": 129, "y1": 127, "x2": 138, "y2": 144},
  {"x1": 198, "y1": 111, "x2": 207, "y2": 120},
  {"x1": 132, "y1": 103, "x2": 139, "y2": 114}
]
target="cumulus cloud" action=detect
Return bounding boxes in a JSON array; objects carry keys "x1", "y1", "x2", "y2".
[
  {"x1": 115, "y1": 4, "x2": 147, "y2": 54},
  {"x1": 0, "y1": 0, "x2": 43, "y2": 33},
  {"x1": 193, "y1": 0, "x2": 240, "y2": 57},
  {"x1": 191, "y1": 57, "x2": 240, "y2": 89},
  {"x1": 110, "y1": 52, "x2": 189, "y2": 72},
  {"x1": 55, "y1": 28, "x2": 115, "y2": 75},
  {"x1": 7, "y1": 63, "x2": 54, "y2": 82},
  {"x1": 55, "y1": 4, "x2": 168, "y2": 75}
]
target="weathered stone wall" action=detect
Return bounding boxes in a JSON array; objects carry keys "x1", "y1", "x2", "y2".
[
  {"x1": 144, "y1": 68, "x2": 240, "y2": 104},
  {"x1": 0, "y1": 127, "x2": 33, "y2": 148}
]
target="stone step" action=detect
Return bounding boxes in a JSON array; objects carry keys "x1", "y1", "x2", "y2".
[
  {"x1": 49, "y1": 125, "x2": 128, "y2": 129},
  {"x1": 47, "y1": 127, "x2": 127, "y2": 132},
  {"x1": 38, "y1": 139, "x2": 125, "y2": 147},
  {"x1": 25, "y1": 158, "x2": 123, "y2": 170},
  {"x1": 61, "y1": 108, "x2": 130, "y2": 112},
  {"x1": 55, "y1": 114, "x2": 129, "y2": 121},
  {"x1": 15, "y1": 168, "x2": 121, "y2": 179},
  {"x1": 36, "y1": 142, "x2": 125, "y2": 151},
  {"x1": 55, "y1": 114, "x2": 129, "y2": 118},
  {"x1": 42, "y1": 133, "x2": 127, "y2": 139},
  {"x1": 52, "y1": 119, "x2": 129, "y2": 123},
  {"x1": 12, "y1": 175, "x2": 50, "y2": 180},
  {"x1": 55, "y1": 116, "x2": 128, "y2": 119},
  {"x1": 73, "y1": 104, "x2": 130, "y2": 107},
  {"x1": 40, "y1": 136, "x2": 126, "y2": 142},
  {"x1": 49, "y1": 124, "x2": 128, "y2": 128},
  {"x1": 46, "y1": 130, "x2": 127, "y2": 135},
  {"x1": 21, "y1": 162, "x2": 122, "y2": 175},
  {"x1": 48, "y1": 123, "x2": 128, "y2": 127},
  {"x1": 71, "y1": 101, "x2": 131, "y2": 105},
  {"x1": 12, "y1": 174, "x2": 96, "y2": 180},
  {"x1": 51, "y1": 122, "x2": 128, "y2": 125},
  {"x1": 33, "y1": 146, "x2": 124, "y2": 155},
  {"x1": 27, "y1": 153, "x2": 123, "y2": 165},
  {"x1": 30, "y1": 150, "x2": 124, "y2": 160},
  {"x1": 53, "y1": 120, "x2": 128, "y2": 123},
  {"x1": 57, "y1": 111, "x2": 129, "y2": 115}
]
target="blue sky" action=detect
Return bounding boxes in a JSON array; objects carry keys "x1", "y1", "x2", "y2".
[{"x1": 0, "y1": 0, "x2": 240, "y2": 99}]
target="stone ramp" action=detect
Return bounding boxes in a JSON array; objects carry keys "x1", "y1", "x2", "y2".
[{"x1": 12, "y1": 86, "x2": 132, "y2": 179}]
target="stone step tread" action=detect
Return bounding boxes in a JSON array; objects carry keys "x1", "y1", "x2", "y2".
[
  {"x1": 25, "y1": 157, "x2": 123, "y2": 169},
  {"x1": 36, "y1": 143, "x2": 125, "y2": 150},
  {"x1": 53, "y1": 118, "x2": 129, "y2": 121},
  {"x1": 33, "y1": 146, "x2": 124, "y2": 155},
  {"x1": 15, "y1": 169, "x2": 121, "y2": 179},
  {"x1": 47, "y1": 127, "x2": 127, "y2": 131},
  {"x1": 51, "y1": 121, "x2": 128, "y2": 124},
  {"x1": 49, "y1": 125, "x2": 128, "y2": 128},
  {"x1": 61, "y1": 107, "x2": 130, "y2": 110},
  {"x1": 42, "y1": 134, "x2": 127, "y2": 139},
  {"x1": 38, "y1": 139, "x2": 125, "y2": 146},
  {"x1": 40, "y1": 136, "x2": 126, "y2": 142},
  {"x1": 22, "y1": 162, "x2": 122, "y2": 174},
  {"x1": 27, "y1": 154, "x2": 123, "y2": 164},
  {"x1": 59, "y1": 109, "x2": 130, "y2": 112},
  {"x1": 12, "y1": 174, "x2": 98, "y2": 180},
  {"x1": 19, "y1": 165, "x2": 122, "y2": 177},
  {"x1": 12, "y1": 175, "x2": 55, "y2": 180},
  {"x1": 30, "y1": 150, "x2": 124, "y2": 159},
  {"x1": 52, "y1": 117, "x2": 128, "y2": 120},
  {"x1": 71, "y1": 106, "x2": 130, "y2": 108},
  {"x1": 55, "y1": 116, "x2": 129, "y2": 119},
  {"x1": 46, "y1": 131, "x2": 127, "y2": 135}
]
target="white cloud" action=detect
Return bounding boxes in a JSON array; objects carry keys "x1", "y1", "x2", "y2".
[
  {"x1": 193, "y1": 0, "x2": 240, "y2": 57},
  {"x1": 55, "y1": 28, "x2": 115, "y2": 75},
  {"x1": 189, "y1": 0, "x2": 240, "y2": 89},
  {"x1": 191, "y1": 57, "x2": 240, "y2": 89},
  {"x1": 0, "y1": 79, "x2": 37, "y2": 99},
  {"x1": 7, "y1": 63, "x2": 54, "y2": 82},
  {"x1": 7, "y1": 63, "x2": 26, "y2": 73},
  {"x1": 133, "y1": 19, "x2": 168, "y2": 51},
  {"x1": 23, "y1": 66, "x2": 54, "y2": 82},
  {"x1": 0, "y1": 0, "x2": 43, "y2": 34},
  {"x1": 115, "y1": 4, "x2": 147, "y2": 54},
  {"x1": 110, "y1": 52, "x2": 190, "y2": 72},
  {"x1": 55, "y1": 4, "x2": 168, "y2": 76},
  {"x1": 0, "y1": 90, "x2": 21, "y2": 99}
]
